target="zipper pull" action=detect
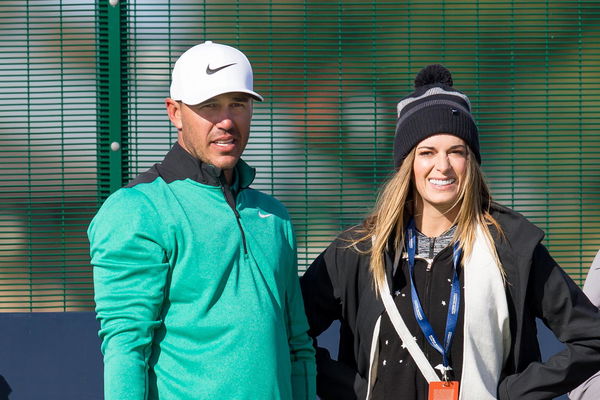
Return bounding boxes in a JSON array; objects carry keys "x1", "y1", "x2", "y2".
[{"x1": 426, "y1": 259, "x2": 433, "y2": 271}]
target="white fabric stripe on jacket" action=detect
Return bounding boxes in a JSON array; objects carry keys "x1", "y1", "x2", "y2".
[{"x1": 367, "y1": 224, "x2": 511, "y2": 399}]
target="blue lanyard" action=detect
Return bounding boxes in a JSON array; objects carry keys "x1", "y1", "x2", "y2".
[{"x1": 406, "y1": 218, "x2": 462, "y2": 369}]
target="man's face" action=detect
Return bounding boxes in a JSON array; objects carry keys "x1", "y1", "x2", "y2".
[{"x1": 167, "y1": 92, "x2": 253, "y2": 180}]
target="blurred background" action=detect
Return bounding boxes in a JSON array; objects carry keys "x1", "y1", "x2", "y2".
[{"x1": 0, "y1": 0, "x2": 599, "y2": 312}]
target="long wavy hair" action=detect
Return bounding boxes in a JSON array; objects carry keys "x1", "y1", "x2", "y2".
[{"x1": 351, "y1": 146, "x2": 503, "y2": 292}]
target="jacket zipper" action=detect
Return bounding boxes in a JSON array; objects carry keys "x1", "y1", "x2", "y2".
[
  {"x1": 428, "y1": 237, "x2": 436, "y2": 263},
  {"x1": 219, "y1": 176, "x2": 248, "y2": 254}
]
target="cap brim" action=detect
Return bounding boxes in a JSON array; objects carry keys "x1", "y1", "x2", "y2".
[{"x1": 178, "y1": 88, "x2": 263, "y2": 105}]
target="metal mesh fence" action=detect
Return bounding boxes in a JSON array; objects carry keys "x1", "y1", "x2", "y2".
[{"x1": 0, "y1": 0, "x2": 599, "y2": 311}]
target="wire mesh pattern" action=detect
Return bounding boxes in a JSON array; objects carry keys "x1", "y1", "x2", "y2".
[
  {"x1": 0, "y1": 0, "x2": 599, "y2": 311},
  {"x1": 1, "y1": 1, "x2": 98, "y2": 311}
]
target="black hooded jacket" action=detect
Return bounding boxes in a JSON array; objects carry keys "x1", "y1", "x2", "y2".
[{"x1": 301, "y1": 203, "x2": 600, "y2": 399}]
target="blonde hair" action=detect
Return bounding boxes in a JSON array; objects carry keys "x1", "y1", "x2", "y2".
[{"x1": 351, "y1": 147, "x2": 503, "y2": 292}]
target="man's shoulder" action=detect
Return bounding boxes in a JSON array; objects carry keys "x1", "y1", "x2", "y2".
[
  {"x1": 94, "y1": 174, "x2": 169, "y2": 226},
  {"x1": 125, "y1": 165, "x2": 162, "y2": 188},
  {"x1": 88, "y1": 186, "x2": 158, "y2": 240}
]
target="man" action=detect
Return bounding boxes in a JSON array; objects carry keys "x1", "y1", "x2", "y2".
[{"x1": 88, "y1": 41, "x2": 316, "y2": 400}]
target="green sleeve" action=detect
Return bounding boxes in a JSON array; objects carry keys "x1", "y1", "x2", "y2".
[
  {"x1": 284, "y1": 220, "x2": 317, "y2": 400},
  {"x1": 88, "y1": 189, "x2": 170, "y2": 400}
]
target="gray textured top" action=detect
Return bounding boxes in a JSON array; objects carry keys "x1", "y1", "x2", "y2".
[{"x1": 415, "y1": 224, "x2": 457, "y2": 259}]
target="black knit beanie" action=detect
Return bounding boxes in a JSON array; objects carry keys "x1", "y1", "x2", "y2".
[{"x1": 393, "y1": 64, "x2": 481, "y2": 169}]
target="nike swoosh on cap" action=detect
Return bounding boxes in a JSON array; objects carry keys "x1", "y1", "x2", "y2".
[{"x1": 206, "y1": 63, "x2": 237, "y2": 75}]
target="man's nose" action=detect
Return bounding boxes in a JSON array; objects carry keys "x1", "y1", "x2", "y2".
[{"x1": 215, "y1": 109, "x2": 234, "y2": 130}]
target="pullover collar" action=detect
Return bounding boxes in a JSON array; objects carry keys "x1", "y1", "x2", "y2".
[{"x1": 159, "y1": 142, "x2": 256, "y2": 189}]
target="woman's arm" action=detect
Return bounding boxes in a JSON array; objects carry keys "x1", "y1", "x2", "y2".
[
  {"x1": 498, "y1": 245, "x2": 600, "y2": 400},
  {"x1": 301, "y1": 246, "x2": 367, "y2": 400}
]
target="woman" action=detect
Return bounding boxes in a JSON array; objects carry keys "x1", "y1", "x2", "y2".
[{"x1": 300, "y1": 65, "x2": 600, "y2": 400}]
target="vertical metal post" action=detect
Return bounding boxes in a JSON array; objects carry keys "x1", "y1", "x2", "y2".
[{"x1": 107, "y1": 0, "x2": 122, "y2": 192}]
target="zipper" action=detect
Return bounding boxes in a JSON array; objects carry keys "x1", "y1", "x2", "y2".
[
  {"x1": 423, "y1": 256, "x2": 433, "y2": 358},
  {"x1": 219, "y1": 176, "x2": 248, "y2": 254},
  {"x1": 428, "y1": 237, "x2": 436, "y2": 260}
]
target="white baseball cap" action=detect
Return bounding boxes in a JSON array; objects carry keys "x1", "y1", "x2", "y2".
[{"x1": 169, "y1": 41, "x2": 263, "y2": 105}]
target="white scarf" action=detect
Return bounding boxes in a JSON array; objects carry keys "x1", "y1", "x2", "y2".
[
  {"x1": 369, "y1": 224, "x2": 511, "y2": 399},
  {"x1": 459, "y1": 224, "x2": 511, "y2": 399}
]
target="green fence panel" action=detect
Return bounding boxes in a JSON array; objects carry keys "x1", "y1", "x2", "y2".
[
  {"x1": 0, "y1": 1, "x2": 98, "y2": 311},
  {"x1": 0, "y1": 0, "x2": 598, "y2": 312}
]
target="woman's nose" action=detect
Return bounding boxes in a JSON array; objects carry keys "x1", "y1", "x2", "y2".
[{"x1": 435, "y1": 153, "x2": 451, "y2": 172}]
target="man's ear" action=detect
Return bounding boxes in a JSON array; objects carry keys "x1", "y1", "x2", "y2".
[{"x1": 165, "y1": 98, "x2": 183, "y2": 130}]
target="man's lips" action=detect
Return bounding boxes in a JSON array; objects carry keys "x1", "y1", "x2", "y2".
[{"x1": 212, "y1": 136, "x2": 235, "y2": 147}]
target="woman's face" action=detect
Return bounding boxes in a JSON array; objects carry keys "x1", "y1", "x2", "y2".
[{"x1": 412, "y1": 134, "x2": 469, "y2": 214}]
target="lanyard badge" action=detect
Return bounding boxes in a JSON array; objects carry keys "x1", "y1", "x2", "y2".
[
  {"x1": 428, "y1": 381, "x2": 459, "y2": 400},
  {"x1": 406, "y1": 219, "x2": 461, "y2": 399}
]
